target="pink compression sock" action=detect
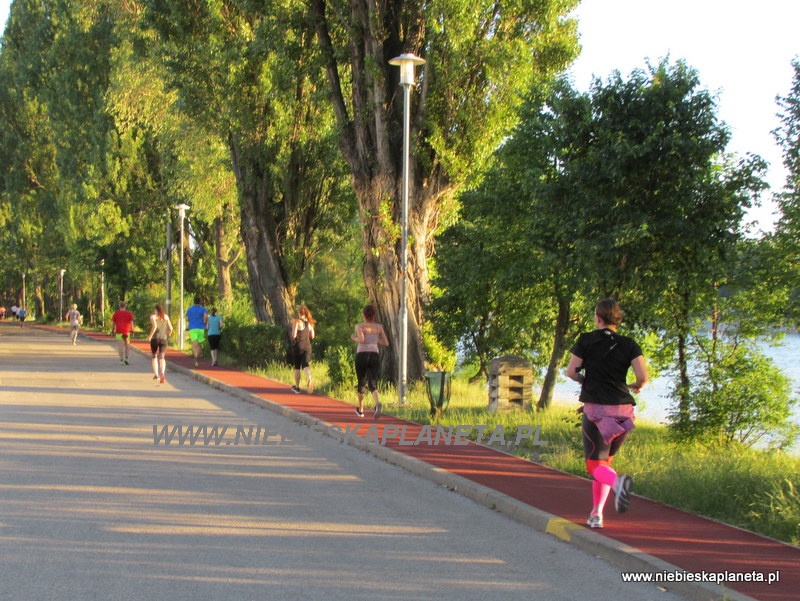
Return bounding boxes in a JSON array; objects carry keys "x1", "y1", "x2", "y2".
[
  {"x1": 592, "y1": 479, "x2": 612, "y2": 513},
  {"x1": 592, "y1": 464, "x2": 617, "y2": 487},
  {"x1": 591, "y1": 464, "x2": 617, "y2": 514}
]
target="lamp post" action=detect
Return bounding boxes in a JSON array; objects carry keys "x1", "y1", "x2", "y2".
[
  {"x1": 389, "y1": 52, "x2": 425, "y2": 405},
  {"x1": 21, "y1": 273, "x2": 26, "y2": 312},
  {"x1": 100, "y1": 259, "x2": 105, "y2": 328},
  {"x1": 59, "y1": 269, "x2": 66, "y2": 322},
  {"x1": 176, "y1": 203, "x2": 190, "y2": 349},
  {"x1": 165, "y1": 213, "x2": 172, "y2": 323}
]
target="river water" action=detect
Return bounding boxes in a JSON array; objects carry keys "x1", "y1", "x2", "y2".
[{"x1": 551, "y1": 332, "x2": 800, "y2": 450}]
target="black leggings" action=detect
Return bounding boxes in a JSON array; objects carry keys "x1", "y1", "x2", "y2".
[
  {"x1": 355, "y1": 352, "x2": 379, "y2": 393},
  {"x1": 293, "y1": 346, "x2": 311, "y2": 370},
  {"x1": 581, "y1": 413, "x2": 628, "y2": 461},
  {"x1": 150, "y1": 338, "x2": 167, "y2": 357}
]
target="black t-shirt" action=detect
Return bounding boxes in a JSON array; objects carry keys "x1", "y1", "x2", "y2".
[{"x1": 570, "y1": 328, "x2": 643, "y2": 406}]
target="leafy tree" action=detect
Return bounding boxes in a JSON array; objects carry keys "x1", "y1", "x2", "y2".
[
  {"x1": 569, "y1": 61, "x2": 766, "y2": 425},
  {"x1": 293, "y1": 216, "x2": 366, "y2": 355},
  {"x1": 0, "y1": 0, "x2": 183, "y2": 319},
  {"x1": 774, "y1": 58, "x2": 800, "y2": 324},
  {"x1": 140, "y1": 0, "x2": 355, "y2": 332},
  {"x1": 431, "y1": 195, "x2": 544, "y2": 383},
  {"x1": 0, "y1": 0, "x2": 63, "y2": 315},
  {"x1": 105, "y1": 28, "x2": 243, "y2": 310},
  {"x1": 674, "y1": 331, "x2": 798, "y2": 449},
  {"x1": 435, "y1": 60, "x2": 768, "y2": 419},
  {"x1": 310, "y1": 0, "x2": 581, "y2": 383},
  {"x1": 430, "y1": 81, "x2": 591, "y2": 401}
]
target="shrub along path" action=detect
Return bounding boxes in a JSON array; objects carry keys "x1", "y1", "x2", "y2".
[{"x1": 85, "y1": 329, "x2": 796, "y2": 601}]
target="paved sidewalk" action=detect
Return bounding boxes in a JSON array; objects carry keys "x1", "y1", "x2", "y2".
[
  {"x1": 4, "y1": 322, "x2": 798, "y2": 600},
  {"x1": 1, "y1": 322, "x2": 687, "y2": 601}
]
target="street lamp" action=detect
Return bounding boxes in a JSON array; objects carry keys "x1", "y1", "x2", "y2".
[
  {"x1": 21, "y1": 272, "x2": 26, "y2": 312},
  {"x1": 176, "y1": 203, "x2": 190, "y2": 349},
  {"x1": 389, "y1": 52, "x2": 425, "y2": 405},
  {"x1": 59, "y1": 269, "x2": 66, "y2": 322},
  {"x1": 100, "y1": 259, "x2": 105, "y2": 328},
  {"x1": 165, "y1": 212, "x2": 173, "y2": 324}
]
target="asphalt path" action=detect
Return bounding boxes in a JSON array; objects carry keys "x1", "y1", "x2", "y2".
[{"x1": 0, "y1": 322, "x2": 687, "y2": 600}]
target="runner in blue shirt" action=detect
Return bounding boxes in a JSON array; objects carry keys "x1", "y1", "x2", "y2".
[{"x1": 185, "y1": 297, "x2": 208, "y2": 367}]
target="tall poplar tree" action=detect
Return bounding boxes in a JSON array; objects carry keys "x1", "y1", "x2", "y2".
[
  {"x1": 141, "y1": 0, "x2": 354, "y2": 328},
  {"x1": 310, "y1": 0, "x2": 580, "y2": 381}
]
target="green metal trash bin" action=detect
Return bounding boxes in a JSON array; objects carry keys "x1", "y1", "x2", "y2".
[{"x1": 425, "y1": 371, "x2": 452, "y2": 418}]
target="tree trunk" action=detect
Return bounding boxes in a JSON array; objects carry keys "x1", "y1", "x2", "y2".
[
  {"x1": 674, "y1": 292, "x2": 692, "y2": 427},
  {"x1": 34, "y1": 280, "x2": 45, "y2": 319},
  {"x1": 213, "y1": 215, "x2": 238, "y2": 306},
  {"x1": 351, "y1": 172, "x2": 429, "y2": 384},
  {"x1": 229, "y1": 134, "x2": 294, "y2": 329},
  {"x1": 538, "y1": 297, "x2": 573, "y2": 410},
  {"x1": 312, "y1": 0, "x2": 439, "y2": 384}
]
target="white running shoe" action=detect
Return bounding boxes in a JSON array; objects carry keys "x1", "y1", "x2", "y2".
[{"x1": 586, "y1": 513, "x2": 603, "y2": 529}]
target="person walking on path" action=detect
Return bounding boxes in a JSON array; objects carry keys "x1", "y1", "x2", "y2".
[
  {"x1": 110, "y1": 301, "x2": 135, "y2": 365},
  {"x1": 147, "y1": 304, "x2": 173, "y2": 383},
  {"x1": 206, "y1": 307, "x2": 223, "y2": 366},
  {"x1": 566, "y1": 298, "x2": 649, "y2": 530},
  {"x1": 17, "y1": 307, "x2": 27, "y2": 328},
  {"x1": 351, "y1": 304, "x2": 389, "y2": 418},
  {"x1": 290, "y1": 305, "x2": 316, "y2": 392},
  {"x1": 66, "y1": 304, "x2": 82, "y2": 345},
  {"x1": 185, "y1": 297, "x2": 208, "y2": 367}
]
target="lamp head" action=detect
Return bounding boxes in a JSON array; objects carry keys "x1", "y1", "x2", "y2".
[{"x1": 389, "y1": 53, "x2": 426, "y2": 86}]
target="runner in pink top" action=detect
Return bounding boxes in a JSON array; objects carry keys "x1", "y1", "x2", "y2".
[{"x1": 351, "y1": 304, "x2": 389, "y2": 418}]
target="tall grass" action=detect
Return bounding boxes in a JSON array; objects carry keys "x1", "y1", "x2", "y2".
[{"x1": 248, "y1": 359, "x2": 800, "y2": 545}]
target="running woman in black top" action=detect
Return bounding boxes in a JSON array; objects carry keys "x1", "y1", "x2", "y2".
[
  {"x1": 291, "y1": 305, "x2": 316, "y2": 393},
  {"x1": 566, "y1": 298, "x2": 649, "y2": 529}
]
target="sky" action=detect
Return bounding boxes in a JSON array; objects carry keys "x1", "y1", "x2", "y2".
[
  {"x1": 568, "y1": 0, "x2": 800, "y2": 233},
  {"x1": 1, "y1": 0, "x2": 798, "y2": 231}
]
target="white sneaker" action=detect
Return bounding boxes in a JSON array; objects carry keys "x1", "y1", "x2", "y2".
[{"x1": 586, "y1": 513, "x2": 603, "y2": 529}]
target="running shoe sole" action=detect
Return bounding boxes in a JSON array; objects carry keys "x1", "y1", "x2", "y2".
[{"x1": 614, "y1": 475, "x2": 633, "y2": 513}]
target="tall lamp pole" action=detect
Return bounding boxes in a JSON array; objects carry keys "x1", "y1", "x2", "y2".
[
  {"x1": 100, "y1": 259, "x2": 105, "y2": 328},
  {"x1": 165, "y1": 213, "x2": 173, "y2": 323},
  {"x1": 21, "y1": 273, "x2": 26, "y2": 312},
  {"x1": 176, "y1": 203, "x2": 190, "y2": 349},
  {"x1": 59, "y1": 269, "x2": 66, "y2": 322},
  {"x1": 389, "y1": 53, "x2": 425, "y2": 405}
]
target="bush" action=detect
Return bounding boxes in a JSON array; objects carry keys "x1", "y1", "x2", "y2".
[
  {"x1": 422, "y1": 321, "x2": 457, "y2": 371},
  {"x1": 325, "y1": 345, "x2": 356, "y2": 388},
  {"x1": 671, "y1": 343, "x2": 799, "y2": 449},
  {"x1": 223, "y1": 322, "x2": 288, "y2": 368}
]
